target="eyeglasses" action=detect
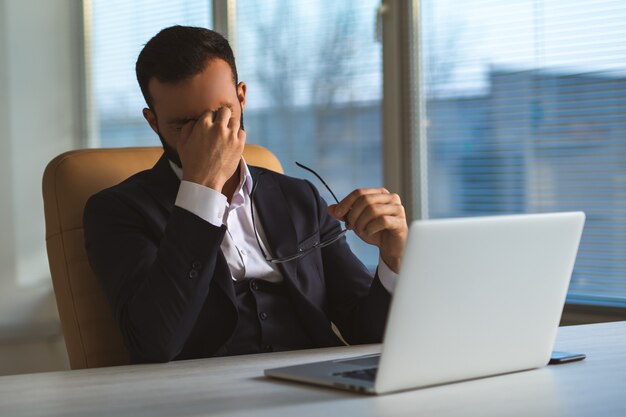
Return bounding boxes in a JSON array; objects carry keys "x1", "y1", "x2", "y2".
[{"x1": 250, "y1": 162, "x2": 348, "y2": 264}]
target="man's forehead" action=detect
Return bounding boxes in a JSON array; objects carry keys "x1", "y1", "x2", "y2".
[{"x1": 149, "y1": 59, "x2": 235, "y2": 117}]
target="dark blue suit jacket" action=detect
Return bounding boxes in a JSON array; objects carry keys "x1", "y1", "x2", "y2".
[{"x1": 84, "y1": 155, "x2": 391, "y2": 363}]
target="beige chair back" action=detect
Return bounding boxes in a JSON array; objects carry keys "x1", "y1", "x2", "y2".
[{"x1": 42, "y1": 145, "x2": 283, "y2": 369}]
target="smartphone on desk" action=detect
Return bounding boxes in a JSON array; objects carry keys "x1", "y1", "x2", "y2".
[{"x1": 549, "y1": 351, "x2": 586, "y2": 364}]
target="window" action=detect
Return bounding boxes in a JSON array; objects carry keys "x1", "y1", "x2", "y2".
[
  {"x1": 236, "y1": 0, "x2": 383, "y2": 268},
  {"x1": 89, "y1": 0, "x2": 212, "y2": 147},
  {"x1": 419, "y1": 0, "x2": 626, "y2": 305},
  {"x1": 88, "y1": 0, "x2": 383, "y2": 269}
]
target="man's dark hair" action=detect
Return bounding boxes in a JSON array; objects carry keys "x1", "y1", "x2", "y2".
[{"x1": 136, "y1": 25, "x2": 239, "y2": 110}]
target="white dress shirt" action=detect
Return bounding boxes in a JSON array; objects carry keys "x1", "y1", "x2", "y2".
[{"x1": 171, "y1": 159, "x2": 399, "y2": 293}]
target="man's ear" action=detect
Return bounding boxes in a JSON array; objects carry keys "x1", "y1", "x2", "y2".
[
  {"x1": 237, "y1": 82, "x2": 247, "y2": 110},
  {"x1": 143, "y1": 107, "x2": 159, "y2": 135}
]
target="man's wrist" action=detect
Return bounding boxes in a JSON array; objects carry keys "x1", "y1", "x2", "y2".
[
  {"x1": 182, "y1": 173, "x2": 224, "y2": 192},
  {"x1": 380, "y1": 252, "x2": 401, "y2": 274}
]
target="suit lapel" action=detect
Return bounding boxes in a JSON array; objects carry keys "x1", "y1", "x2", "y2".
[
  {"x1": 143, "y1": 155, "x2": 237, "y2": 308},
  {"x1": 250, "y1": 167, "x2": 340, "y2": 346},
  {"x1": 249, "y1": 167, "x2": 299, "y2": 285},
  {"x1": 141, "y1": 154, "x2": 179, "y2": 213}
]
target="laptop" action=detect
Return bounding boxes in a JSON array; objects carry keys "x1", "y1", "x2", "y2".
[{"x1": 264, "y1": 212, "x2": 585, "y2": 395}]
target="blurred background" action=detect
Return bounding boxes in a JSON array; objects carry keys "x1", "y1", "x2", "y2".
[{"x1": 1, "y1": 0, "x2": 625, "y2": 375}]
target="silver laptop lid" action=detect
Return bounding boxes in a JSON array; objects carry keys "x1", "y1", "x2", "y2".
[{"x1": 375, "y1": 212, "x2": 585, "y2": 394}]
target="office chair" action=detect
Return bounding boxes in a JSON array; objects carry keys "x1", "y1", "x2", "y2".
[{"x1": 42, "y1": 145, "x2": 283, "y2": 369}]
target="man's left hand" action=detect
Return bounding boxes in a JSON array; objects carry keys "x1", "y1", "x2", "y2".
[{"x1": 328, "y1": 188, "x2": 408, "y2": 273}]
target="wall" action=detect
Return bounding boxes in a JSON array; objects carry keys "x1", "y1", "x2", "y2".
[{"x1": 0, "y1": 0, "x2": 84, "y2": 375}]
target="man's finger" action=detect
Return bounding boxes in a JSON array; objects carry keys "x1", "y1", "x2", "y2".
[
  {"x1": 198, "y1": 109, "x2": 216, "y2": 129},
  {"x1": 335, "y1": 188, "x2": 389, "y2": 219},
  {"x1": 214, "y1": 106, "x2": 232, "y2": 126},
  {"x1": 352, "y1": 203, "x2": 403, "y2": 234},
  {"x1": 362, "y1": 215, "x2": 403, "y2": 237},
  {"x1": 228, "y1": 108, "x2": 241, "y2": 130},
  {"x1": 237, "y1": 127, "x2": 246, "y2": 143},
  {"x1": 345, "y1": 193, "x2": 400, "y2": 228},
  {"x1": 327, "y1": 204, "x2": 340, "y2": 219}
]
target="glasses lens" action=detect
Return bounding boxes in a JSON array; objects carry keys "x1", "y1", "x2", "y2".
[
  {"x1": 317, "y1": 229, "x2": 348, "y2": 249},
  {"x1": 269, "y1": 229, "x2": 348, "y2": 263},
  {"x1": 254, "y1": 164, "x2": 348, "y2": 263}
]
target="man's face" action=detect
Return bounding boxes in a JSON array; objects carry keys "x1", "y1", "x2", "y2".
[{"x1": 143, "y1": 58, "x2": 246, "y2": 167}]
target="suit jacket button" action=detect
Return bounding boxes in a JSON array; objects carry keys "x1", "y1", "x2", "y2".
[
  {"x1": 259, "y1": 312, "x2": 268, "y2": 320},
  {"x1": 263, "y1": 345, "x2": 273, "y2": 352},
  {"x1": 250, "y1": 280, "x2": 259, "y2": 291},
  {"x1": 188, "y1": 270, "x2": 199, "y2": 279},
  {"x1": 191, "y1": 261, "x2": 201, "y2": 269}
]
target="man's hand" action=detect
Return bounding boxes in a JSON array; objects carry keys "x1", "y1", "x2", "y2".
[
  {"x1": 177, "y1": 105, "x2": 245, "y2": 192},
  {"x1": 328, "y1": 188, "x2": 408, "y2": 273}
]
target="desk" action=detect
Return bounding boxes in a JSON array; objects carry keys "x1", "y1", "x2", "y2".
[{"x1": 1, "y1": 322, "x2": 625, "y2": 416}]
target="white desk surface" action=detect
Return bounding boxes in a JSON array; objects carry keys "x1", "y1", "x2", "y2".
[{"x1": 1, "y1": 321, "x2": 625, "y2": 417}]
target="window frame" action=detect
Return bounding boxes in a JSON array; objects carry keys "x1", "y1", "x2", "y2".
[
  {"x1": 81, "y1": 0, "x2": 626, "y2": 322},
  {"x1": 404, "y1": 0, "x2": 626, "y2": 320}
]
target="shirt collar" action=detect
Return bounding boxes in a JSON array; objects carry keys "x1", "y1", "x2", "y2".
[{"x1": 168, "y1": 157, "x2": 253, "y2": 196}]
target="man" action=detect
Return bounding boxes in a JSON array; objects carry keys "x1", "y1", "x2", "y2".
[{"x1": 84, "y1": 26, "x2": 408, "y2": 363}]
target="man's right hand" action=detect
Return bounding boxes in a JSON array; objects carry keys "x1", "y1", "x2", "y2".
[{"x1": 177, "y1": 105, "x2": 246, "y2": 192}]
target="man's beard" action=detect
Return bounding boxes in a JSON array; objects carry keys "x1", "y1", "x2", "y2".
[
  {"x1": 156, "y1": 106, "x2": 245, "y2": 169},
  {"x1": 157, "y1": 131, "x2": 183, "y2": 168}
]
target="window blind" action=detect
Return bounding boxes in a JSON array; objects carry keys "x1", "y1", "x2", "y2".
[
  {"x1": 90, "y1": 0, "x2": 212, "y2": 147},
  {"x1": 236, "y1": 0, "x2": 383, "y2": 267},
  {"x1": 419, "y1": 0, "x2": 626, "y2": 305}
]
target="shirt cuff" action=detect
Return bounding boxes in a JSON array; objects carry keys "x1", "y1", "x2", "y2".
[
  {"x1": 175, "y1": 180, "x2": 228, "y2": 227},
  {"x1": 377, "y1": 256, "x2": 399, "y2": 294}
]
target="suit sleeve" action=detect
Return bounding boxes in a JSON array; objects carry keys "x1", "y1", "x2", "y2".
[
  {"x1": 83, "y1": 189, "x2": 227, "y2": 363},
  {"x1": 306, "y1": 181, "x2": 392, "y2": 344}
]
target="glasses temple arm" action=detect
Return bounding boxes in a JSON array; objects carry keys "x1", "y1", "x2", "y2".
[{"x1": 295, "y1": 161, "x2": 340, "y2": 204}]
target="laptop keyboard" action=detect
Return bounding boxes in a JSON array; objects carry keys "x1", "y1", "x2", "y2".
[{"x1": 333, "y1": 367, "x2": 378, "y2": 381}]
